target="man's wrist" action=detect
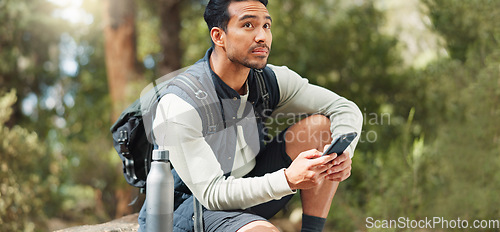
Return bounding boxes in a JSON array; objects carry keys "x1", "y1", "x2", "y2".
[{"x1": 284, "y1": 168, "x2": 297, "y2": 190}]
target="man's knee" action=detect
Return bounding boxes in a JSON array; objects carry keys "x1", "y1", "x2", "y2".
[
  {"x1": 237, "y1": 220, "x2": 280, "y2": 232},
  {"x1": 286, "y1": 114, "x2": 331, "y2": 143},
  {"x1": 303, "y1": 114, "x2": 331, "y2": 132},
  {"x1": 285, "y1": 114, "x2": 332, "y2": 159}
]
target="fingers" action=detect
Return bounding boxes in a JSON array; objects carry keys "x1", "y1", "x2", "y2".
[
  {"x1": 310, "y1": 153, "x2": 337, "y2": 166},
  {"x1": 317, "y1": 153, "x2": 350, "y2": 175},
  {"x1": 329, "y1": 160, "x2": 351, "y2": 174},
  {"x1": 325, "y1": 152, "x2": 352, "y2": 182},
  {"x1": 289, "y1": 150, "x2": 351, "y2": 190},
  {"x1": 326, "y1": 167, "x2": 351, "y2": 182},
  {"x1": 315, "y1": 162, "x2": 333, "y2": 174},
  {"x1": 330, "y1": 151, "x2": 349, "y2": 165},
  {"x1": 298, "y1": 148, "x2": 337, "y2": 165},
  {"x1": 317, "y1": 170, "x2": 330, "y2": 182},
  {"x1": 299, "y1": 149, "x2": 322, "y2": 159},
  {"x1": 322, "y1": 144, "x2": 330, "y2": 153}
]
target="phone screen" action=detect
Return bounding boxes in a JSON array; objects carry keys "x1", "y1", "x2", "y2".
[{"x1": 322, "y1": 132, "x2": 357, "y2": 156}]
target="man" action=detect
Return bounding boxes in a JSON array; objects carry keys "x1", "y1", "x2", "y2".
[{"x1": 138, "y1": 0, "x2": 363, "y2": 231}]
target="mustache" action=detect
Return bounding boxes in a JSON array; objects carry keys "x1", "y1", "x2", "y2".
[{"x1": 249, "y1": 44, "x2": 270, "y2": 52}]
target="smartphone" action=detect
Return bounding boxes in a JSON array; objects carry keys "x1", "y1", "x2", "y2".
[{"x1": 322, "y1": 132, "x2": 358, "y2": 156}]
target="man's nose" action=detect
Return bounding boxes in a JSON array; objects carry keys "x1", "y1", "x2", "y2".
[{"x1": 255, "y1": 27, "x2": 268, "y2": 43}]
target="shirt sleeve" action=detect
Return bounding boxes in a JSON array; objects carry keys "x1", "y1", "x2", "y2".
[
  {"x1": 269, "y1": 65, "x2": 363, "y2": 158},
  {"x1": 153, "y1": 94, "x2": 295, "y2": 211}
]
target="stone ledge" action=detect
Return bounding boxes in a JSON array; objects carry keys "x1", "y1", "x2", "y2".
[
  {"x1": 55, "y1": 213, "x2": 139, "y2": 232},
  {"x1": 54, "y1": 212, "x2": 299, "y2": 232}
]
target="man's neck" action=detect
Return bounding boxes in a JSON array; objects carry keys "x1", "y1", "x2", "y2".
[{"x1": 209, "y1": 48, "x2": 250, "y2": 95}]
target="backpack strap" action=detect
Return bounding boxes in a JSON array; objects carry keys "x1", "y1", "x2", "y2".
[
  {"x1": 155, "y1": 74, "x2": 220, "y2": 232},
  {"x1": 157, "y1": 74, "x2": 221, "y2": 138},
  {"x1": 254, "y1": 69, "x2": 270, "y2": 112},
  {"x1": 170, "y1": 75, "x2": 210, "y2": 232}
]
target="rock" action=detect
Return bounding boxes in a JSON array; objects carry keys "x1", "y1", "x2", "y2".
[
  {"x1": 54, "y1": 213, "x2": 301, "y2": 232},
  {"x1": 55, "y1": 213, "x2": 139, "y2": 232}
]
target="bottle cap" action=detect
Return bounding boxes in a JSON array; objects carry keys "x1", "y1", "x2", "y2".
[{"x1": 152, "y1": 150, "x2": 169, "y2": 161}]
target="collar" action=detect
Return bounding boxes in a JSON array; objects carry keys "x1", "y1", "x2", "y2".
[{"x1": 202, "y1": 47, "x2": 258, "y2": 103}]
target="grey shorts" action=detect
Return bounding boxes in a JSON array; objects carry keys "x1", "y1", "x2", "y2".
[{"x1": 203, "y1": 129, "x2": 294, "y2": 232}]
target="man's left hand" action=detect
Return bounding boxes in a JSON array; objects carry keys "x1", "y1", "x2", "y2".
[{"x1": 324, "y1": 152, "x2": 352, "y2": 182}]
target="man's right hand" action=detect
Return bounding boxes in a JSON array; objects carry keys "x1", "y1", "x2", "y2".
[{"x1": 284, "y1": 149, "x2": 337, "y2": 190}]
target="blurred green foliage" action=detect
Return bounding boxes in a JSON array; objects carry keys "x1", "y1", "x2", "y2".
[
  {"x1": 0, "y1": 0, "x2": 499, "y2": 231},
  {"x1": 0, "y1": 90, "x2": 58, "y2": 231},
  {"x1": 327, "y1": 0, "x2": 500, "y2": 231},
  {"x1": 1, "y1": 0, "x2": 125, "y2": 230}
]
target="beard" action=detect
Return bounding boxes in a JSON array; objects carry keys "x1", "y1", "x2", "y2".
[
  {"x1": 227, "y1": 44, "x2": 270, "y2": 70},
  {"x1": 228, "y1": 55, "x2": 267, "y2": 69}
]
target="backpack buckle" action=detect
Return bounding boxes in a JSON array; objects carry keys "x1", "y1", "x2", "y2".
[
  {"x1": 207, "y1": 125, "x2": 217, "y2": 134},
  {"x1": 195, "y1": 90, "x2": 207, "y2": 100},
  {"x1": 118, "y1": 130, "x2": 131, "y2": 158},
  {"x1": 262, "y1": 92, "x2": 270, "y2": 101}
]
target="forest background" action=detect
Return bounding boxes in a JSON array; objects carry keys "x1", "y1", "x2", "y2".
[{"x1": 1, "y1": 0, "x2": 499, "y2": 231}]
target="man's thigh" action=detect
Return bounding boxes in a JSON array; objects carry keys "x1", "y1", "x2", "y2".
[
  {"x1": 203, "y1": 209, "x2": 267, "y2": 232},
  {"x1": 236, "y1": 220, "x2": 280, "y2": 232}
]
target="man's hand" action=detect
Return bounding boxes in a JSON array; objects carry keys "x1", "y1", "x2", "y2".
[
  {"x1": 325, "y1": 151, "x2": 352, "y2": 182},
  {"x1": 284, "y1": 149, "x2": 337, "y2": 190}
]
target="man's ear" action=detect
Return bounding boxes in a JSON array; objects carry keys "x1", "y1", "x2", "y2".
[{"x1": 210, "y1": 27, "x2": 225, "y2": 48}]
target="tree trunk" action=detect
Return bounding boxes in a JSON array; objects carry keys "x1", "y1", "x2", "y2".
[
  {"x1": 103, "y1": 0, "x2": 139, "y2": 218},
  {"x1": 158, "y1": 0, "x2": 182, "y2": 76},
  {"x1": 103, "y1": 0, "x2": 140, "y2": 121},
  {"x1": 102, "y1": 0, "x2": 183, "y2": 220}
]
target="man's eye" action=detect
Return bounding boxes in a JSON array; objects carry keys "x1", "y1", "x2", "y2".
[
  {"x1": 244, "y1": 22, "x2": 253, "y2": 28},
  {"x1": 264, "y1": 23, "x2": 271, "y2": 29}
]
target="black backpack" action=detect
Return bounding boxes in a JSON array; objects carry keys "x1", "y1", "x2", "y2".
[{"x1": 110, "y1": 68, "x2": 272, "y2": 192}]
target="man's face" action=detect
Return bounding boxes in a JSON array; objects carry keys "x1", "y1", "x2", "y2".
[{"x1": 224, "y1": 1, "x2": 272, "y2": 69}]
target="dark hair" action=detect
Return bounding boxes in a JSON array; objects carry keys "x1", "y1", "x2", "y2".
[{"x1": 204, "y1": 0, "x2": 268, "y2": 32}]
